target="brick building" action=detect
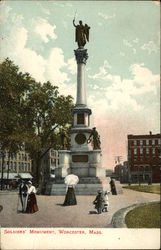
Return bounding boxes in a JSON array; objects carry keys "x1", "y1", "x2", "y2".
[
  {"x1": 0, "y1": 144, "x2": 32, "y2": 174},
  {"x1": 128, "y1": 132, "x2": 161, "y2": 183}
]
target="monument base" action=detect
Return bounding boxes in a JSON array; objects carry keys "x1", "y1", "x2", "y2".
[{"x1": 45, "y1": 177, "x2": 112, "y2": 195}]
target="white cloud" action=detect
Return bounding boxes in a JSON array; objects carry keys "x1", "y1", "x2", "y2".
[
  {"x1": 141, "y1": 41, "x2": 159, "y2": 54},
  {"x1": 129, "y1": 64, "x2": 159, "y2": 95},
  {"x1": 123, "y1": 39, "x2": 133, "y2": 48},
  {"x1": 34, "y1": 18, "x2": 57, "y2": 43},
  {"x1": 88, "y1": 62, "x2": 159, "y2": 114},
  {"x1": 46, "y1": 48, "x2": 69, "y2": 85},
  {"x1": 12, "y1": 27, "x2": 46, "y2": 82},
  {"x1": 88, "y1": 60, "x2": 111, "y2": 80},
  {"x1": 98, "y1": 12, "x2": 116, "y2": 20},
  {"x1": 0, "y1": 2, "x2": 12, "y2": 24},
  {"x1": 123, "y1": 39, "x2": 138, "y2": 54},
  {"x1": 67, "y1": 57, "x2": 77, "y2": 75}
]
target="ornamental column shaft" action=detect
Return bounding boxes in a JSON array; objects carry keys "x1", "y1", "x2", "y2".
[{"x1": 74, "y1": 49, "x2": 88, "y2": 106}]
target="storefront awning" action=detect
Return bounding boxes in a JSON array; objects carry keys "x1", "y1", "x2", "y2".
[{"x1": 0, "y1": 173, "x2": 33, "y2": 179}]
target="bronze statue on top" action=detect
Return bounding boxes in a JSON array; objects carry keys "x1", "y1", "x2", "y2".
[{"x1": 73, "y1": 19, "x2": 90, "y2": 48}]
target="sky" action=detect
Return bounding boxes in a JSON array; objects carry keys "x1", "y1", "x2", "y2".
[{"x1": 0, "y1": 0, "x2": 160, "y2": 169}]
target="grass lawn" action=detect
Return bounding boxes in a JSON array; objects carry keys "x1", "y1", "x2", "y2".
[
  {"x1": 123, "y1": 185, "x2": 160, "y2": 194},
  {"x1": 125, "y1": 202, "x2": 160, "y2": 228}
]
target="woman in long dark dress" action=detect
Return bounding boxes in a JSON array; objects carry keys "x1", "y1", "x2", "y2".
[
  {"x1": 63, "y1": 185, "x2": 77, "y2": 206},
  {"x1": 109, "y1": 178, "x2": 117, "y2": 195},
  {"x1": 26, "y1": 181, "x2": 39, "y2": 213}
]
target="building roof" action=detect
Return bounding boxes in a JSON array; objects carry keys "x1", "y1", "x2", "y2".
[{"x1": 128, "y1": 133, "x2": 161, "y2": 139}]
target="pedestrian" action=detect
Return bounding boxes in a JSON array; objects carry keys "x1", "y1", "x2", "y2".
[
  {"x1": 19, "y1": 179, "x2": 28, "y2": 212},
  {"x1": 102, "y1": 191, "x2": 110, "y2": 212},
  {"x1": 63, "y1": 185, "x2": 77, "y2": 206},
  {"x1": 93, "y1": 190, "x2": 104, "y2": 214},
  {"x1": 26, "y1": 181, "x2": 39, "y2": 214},
  {"x1": 109, "y1": 178, "x2": 117, "y2": 195}
]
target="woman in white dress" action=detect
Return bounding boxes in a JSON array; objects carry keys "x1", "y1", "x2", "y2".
[{"x1": 26, "y1": 181, "x2": 39, "y2": 213}]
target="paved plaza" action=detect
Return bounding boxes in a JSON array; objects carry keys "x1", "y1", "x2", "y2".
[{"x1": 0, "y1": 188, "x2": 160, "y2": 228}]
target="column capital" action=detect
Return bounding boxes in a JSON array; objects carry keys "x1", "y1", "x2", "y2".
[{"x1": 74, "y1": 48, "x2": 88, "y2": 64}]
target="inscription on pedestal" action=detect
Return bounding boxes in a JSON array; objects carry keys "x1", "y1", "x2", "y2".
[{"x1": 72, "y1": 155, "x2": 88, "y2": 162}]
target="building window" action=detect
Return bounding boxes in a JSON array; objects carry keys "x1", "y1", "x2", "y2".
[
  {"x1": 146, "y1": 139, "x2": 149, "y2": 145},
  {"x1": 134, "y1": 166, "x2": 138, "y2": 171},
  {"x1": 152, "y1": 139, "x2": 155, "y2": 145},
  {"x1": 134, "y1": 140, "x2": 137, "y2": 146},
  {"x1": 146, "y1": 148, "x2": 149, "y2": 154},
  {"x1": 140, "y1": 148, "x2": 143, "y2": 154},
  {"x1": 152, "y1": 148, "x2": 155, "y2": 154},
  {"x1": 152, "y1": 166, "x2": 156, "y2": 174},
  {"x1": 134, "y1": 148, "x2": 137, "y2": 155},
  {"x1": 139, "y1": 166, "x2": 144, "y2": 172},
  {"x1": 145, "y1": 166, "x2": 149, "y2": 171},
  {"x1": 140, "y1": 140, "x2": 143, "y2": 146}
]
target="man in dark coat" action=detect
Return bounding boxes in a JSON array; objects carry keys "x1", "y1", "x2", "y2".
[{"x1": 19, "y1": 179, "x2": 28, "y2": 212}]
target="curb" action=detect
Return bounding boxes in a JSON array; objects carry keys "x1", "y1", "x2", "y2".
[{"x1": 111, "y1": 200, "x2": 160, "y2": 228}]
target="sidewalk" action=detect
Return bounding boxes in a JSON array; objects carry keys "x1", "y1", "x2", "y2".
[{"x1": 0, "y1": 189, "x2": 160, "y2": 228}]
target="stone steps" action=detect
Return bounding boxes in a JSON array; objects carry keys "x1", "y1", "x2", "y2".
[{"x1": 45, "y1": 177, "x2": 112, "y2": 195}]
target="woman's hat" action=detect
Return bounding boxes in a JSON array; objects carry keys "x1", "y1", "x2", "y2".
[{"x1": 27, "y1": 180, "x2": 32, "y2": 184}]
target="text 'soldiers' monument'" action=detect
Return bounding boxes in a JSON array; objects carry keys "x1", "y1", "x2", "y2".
[{"x1": 47, "y1": 19, "x2": 106, "y2": 195}]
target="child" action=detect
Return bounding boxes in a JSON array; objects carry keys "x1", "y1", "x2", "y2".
[{"x1": 102, "y1": 191, "x2": 110, "y2": 212}]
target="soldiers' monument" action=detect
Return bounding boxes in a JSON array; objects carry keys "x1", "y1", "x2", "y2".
[{"x1": 46, "y1": 19, "x2": 107, "y2": 195}]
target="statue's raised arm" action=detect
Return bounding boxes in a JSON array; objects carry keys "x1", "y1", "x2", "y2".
[{"x1": 73, "y1": 18, "x2": 77, "y2": 27}]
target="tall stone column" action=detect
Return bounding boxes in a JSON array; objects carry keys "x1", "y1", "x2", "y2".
[{"x1": 74, "y1": 49, "x2": 88, "y2": 106}]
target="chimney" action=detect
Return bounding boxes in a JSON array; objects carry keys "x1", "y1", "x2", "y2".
[{"x1": 149, "y1": 131, "x2": 152, "y2": 135}]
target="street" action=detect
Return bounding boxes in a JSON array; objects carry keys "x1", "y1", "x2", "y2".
[{"x1": 0, "y1": 188, "x2": 159, "y2": 228}]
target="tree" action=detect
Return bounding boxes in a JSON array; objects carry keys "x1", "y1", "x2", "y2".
[
  {"x1": 0, "y1": 58, "x2": 74, "y2": 191},
  {"x1": 0, "y1": 58, "x2": 33, "y2": 189}
]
